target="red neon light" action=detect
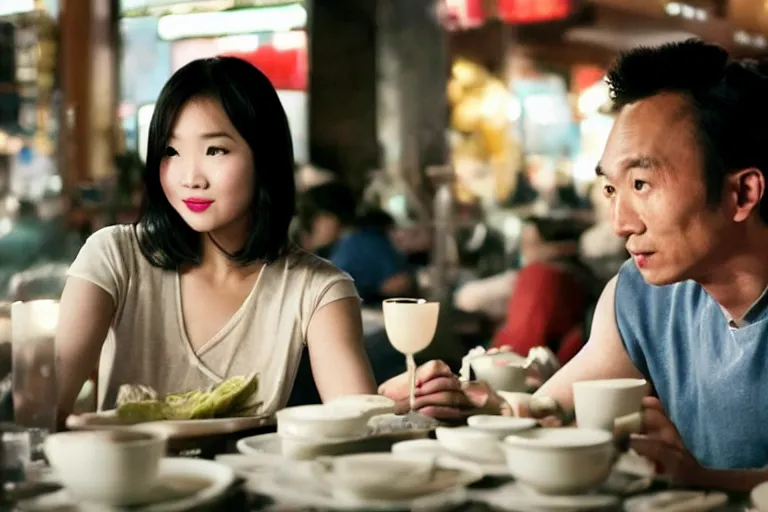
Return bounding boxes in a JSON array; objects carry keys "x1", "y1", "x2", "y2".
[{"x1": 497, "y1": 0, "x2": 570, "y2": 23}]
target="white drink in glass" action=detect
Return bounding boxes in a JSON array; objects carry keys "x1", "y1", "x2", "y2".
[
  {"x1": 11, "y1": 300, "x2": 59, "y2": 458},
  {"x1": 382, "y1": 298, "x2": 440, "y2": 411}
]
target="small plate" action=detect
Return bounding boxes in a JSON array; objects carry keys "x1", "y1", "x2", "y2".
[
  {"x1": 18, "y1": 458, "x2": 236, "y2": 511},
  {"x1": 475, "y1": 482, "x2": 619, "y2": 511},
  {"x1": 625, "y1": 490, "x2": 729, "y2": 512},
  {"x1": 237, "y1": 431, "x2": 373, "y2": 460},
  {"x1": 392, "y1": 439, "x2": 510, "y2": 476},
  {"x1": 66, "y1": 410, "x2": 270, "y2": 440},
  {"x1": 246, "y1": 455, "x2": 480, "y2": 510}
]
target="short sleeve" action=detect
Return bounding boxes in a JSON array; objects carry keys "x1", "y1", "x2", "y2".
[
  {"x1": 301, "y1": 270, "x2": 360, "y2": 341},
  {"x1": 66, "y1": 226, "x2": 130, "y2": 311}
]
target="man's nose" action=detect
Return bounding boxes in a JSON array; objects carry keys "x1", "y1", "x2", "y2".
[{"x1": 611, "y1": 195, "x2": 643, "y2": 238}]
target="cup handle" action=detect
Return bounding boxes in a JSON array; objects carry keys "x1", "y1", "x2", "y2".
[
  {"x1": 613, "y1": 411, "x2": 644, "y2": 452},
  {"x1": 527, "y1": 396, "x2": 574, "y2": 426}
]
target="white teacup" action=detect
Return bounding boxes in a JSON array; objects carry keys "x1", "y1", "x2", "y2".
[
  {"x1": 573, "y1": 378, "x2": 649, "y2": 431},
  {"x1": 470, "y1": 352, "x2": 529, "y2": 392},
  {"x1": 44, "y1": 428, "x2": 167, "y2": 505}
]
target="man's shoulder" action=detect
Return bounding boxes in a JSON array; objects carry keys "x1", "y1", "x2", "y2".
[{"x1": 614, "y1": 260, "x2": 706, "y2": 324}]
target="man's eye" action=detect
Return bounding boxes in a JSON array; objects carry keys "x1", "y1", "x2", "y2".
[
  {"x1": 634, "y1": 180, "x2": 647, "y2": 191},
  {"x1": 603, "y1": 185, "x2": 616, "y2": 197}
]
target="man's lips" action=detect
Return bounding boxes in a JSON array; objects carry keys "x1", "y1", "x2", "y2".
[{"x1": 631, "y1": 251, "x2": 654, "y2": 268}]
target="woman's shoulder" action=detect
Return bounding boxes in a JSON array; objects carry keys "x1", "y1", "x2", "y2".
[
  {"x1": 279, "y1": 245, "x2": 351, "y2": 279},
  {"x1": 84, "y1": 224, "x2": 139, "y2": 252}
]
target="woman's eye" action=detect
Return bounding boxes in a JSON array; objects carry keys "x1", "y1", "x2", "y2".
[
  {"x1": 163, "y1": 147, "x2": 178, "y2": 157},
  {"x1": 206, "y1": 147, "x2": 229, "y2": 156},
  {"x1": 603, "y1": 184, "x2": 616, "y2": 197},
  {"x1": 633, "y1": 180, "x2": 647, "y2": 191}
]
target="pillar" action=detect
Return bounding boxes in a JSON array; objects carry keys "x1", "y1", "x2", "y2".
[
  {"x1": 307, "y1": 0, "x2": 379, "y2": 194},
  {"x1": 59, "y1": 0, "x2": 119, "y2": 191},
  {"x1": 377, "y1": 0, "x2": 449, "y2": 201}
]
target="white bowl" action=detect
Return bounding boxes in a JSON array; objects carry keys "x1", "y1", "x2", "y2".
[
  {"x1": 391, "y1": 439, "x2": 449, "y2": 457},
  {"x1": 435, "y1": 426, "x2": 504, "y2": 463},
  {"x1": 276, "y1": 404, "x2": 369, "y2": 440},
  {"x1": 502, "y1": 428, "x2": 615, "y2": 495},
  {"x1": 327, "y1": 452, "x2": 437, "y2": 493},
  {"x1": 326, "y1": 394, "x2": 395, "y2": 419},
  {"x1": 467, "y1": 415, "x2": 537, "y2": 439},
  {"x1": 44, "y1": 428, "x2": 167, "y2": 505},
  {"x1": 471, "y1": 354, "x2": 528, "y2": 392}
]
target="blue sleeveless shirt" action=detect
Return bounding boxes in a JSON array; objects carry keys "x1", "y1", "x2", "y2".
[{"x1": 615, "y1": 260, "x2": 768, "y2": 469}]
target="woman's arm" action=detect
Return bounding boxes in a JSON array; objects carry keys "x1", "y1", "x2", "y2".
[
  {"x1": 306, "y1": 297, "x2": 377, "y2": 401},
  {"x1": 56, "y1": 277, "x2": 115, "y2": 426}
]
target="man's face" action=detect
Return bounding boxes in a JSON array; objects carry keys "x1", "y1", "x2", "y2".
[{"x1": 597, "y1": 93, "x2": 732, "y2": 285}]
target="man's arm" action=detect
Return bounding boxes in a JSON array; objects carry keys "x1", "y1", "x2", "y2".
[{"x1": 534, "y1": 275, "x2": 645, "y2": 412}]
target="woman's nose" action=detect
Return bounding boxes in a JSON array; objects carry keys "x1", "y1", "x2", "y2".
[{"x1": 180, "y1": 164, "x2": 208, "y2": 189}]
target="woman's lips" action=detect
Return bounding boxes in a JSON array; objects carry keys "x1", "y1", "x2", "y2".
[{"x1": 182, "y1": 199, "x2": 214, "y2": 213}]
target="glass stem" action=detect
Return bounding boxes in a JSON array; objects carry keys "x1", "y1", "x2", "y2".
[{"x1": 406, "y1": 353, "x2": 416, "y2": 411}]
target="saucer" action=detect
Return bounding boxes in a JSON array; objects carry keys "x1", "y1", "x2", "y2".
[
  {"x1": 475, "y1": 481, "x2": 619, "y2": 511},
  {"x1": 18, "y1": 458, "x2": 236, "y2": 511},
  {"x1": 391, "y1": 439, "x2": 510, "y2": 476},
  {"x1": 246, "y1": 455, "x2": 480, "y2": 510},
  {"x1": 237, "y1": 431, "x2": 372, "y2": 460},
  {"x1": 625, "y1": 490, "x2": 729, "y2": 512}
]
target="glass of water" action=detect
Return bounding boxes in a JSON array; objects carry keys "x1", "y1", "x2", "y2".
[{"x1": 11, "y1": 301, "x2": 58, "y2": 459}]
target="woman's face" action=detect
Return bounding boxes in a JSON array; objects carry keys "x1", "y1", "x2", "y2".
[{"x1": 160, "y1": 96, "x2": 254, "y2": 236}]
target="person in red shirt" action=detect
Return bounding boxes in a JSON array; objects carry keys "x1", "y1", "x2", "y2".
[{"x1": 491, "y1": 218, "x2": 599, "y2": 364}]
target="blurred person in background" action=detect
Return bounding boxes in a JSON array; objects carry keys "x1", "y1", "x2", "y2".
[
  {"x1": 298, "y1": 181, "x2": 417, "y2": 305},
  {"x1": 490, "y1": 217, "x2": 599, "y2": 365}
]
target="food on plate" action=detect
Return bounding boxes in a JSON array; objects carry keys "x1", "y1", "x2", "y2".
[{"x1": 115, "y1": 374, "x2": 260, "y2": 422}]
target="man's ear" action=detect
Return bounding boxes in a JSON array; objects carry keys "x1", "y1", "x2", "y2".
[{"x1": 727, "y1": 168, "x2": 765, "y2": 222}]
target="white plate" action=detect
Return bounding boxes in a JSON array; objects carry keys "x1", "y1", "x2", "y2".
[
  {"x1": 19, "y1": 457, "x2": 236, "y2": 512},
  {"x1": 625, "y1": 490, "x2": 729, "y2": 512},
  {"x1": 392, "y1": 438, "x2": 510, "y2": 476},
  {"x1": 66, "y1": 409, "x2": 271, "y2": 439},
  {"x1": 475, "y1": 482, "x2": 619, "y2": 511},
  {"x1": 246, "y1": 455, "x2": 480, "y2": 510},
  {"x1": 237, "y1": 431, "x2": 373, "y2": 460}
]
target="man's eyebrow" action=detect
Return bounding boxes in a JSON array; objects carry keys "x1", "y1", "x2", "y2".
[
  {"x1": 623, "y1": 156, "x2": 660, "y2": 170},
  {"x1": 595, "y1": 155, "x2": 661, "y2": 178}
]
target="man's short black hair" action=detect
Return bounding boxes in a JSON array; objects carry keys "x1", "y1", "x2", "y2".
[
  {"x1": 607, "y1": 38, "x2": 768, "y2": 222},
  {"x1": 137, "y1": 57, "x2": 296, "y2": 269}
]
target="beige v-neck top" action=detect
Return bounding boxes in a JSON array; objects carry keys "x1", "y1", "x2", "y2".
[{"x1": 66, "y1": 225, "x2": 358, "y2": 414}]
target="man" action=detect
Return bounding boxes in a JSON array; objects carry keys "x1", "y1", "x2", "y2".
[{"x1": 523, "y1": 39, "x2": 768, "y2": 490}]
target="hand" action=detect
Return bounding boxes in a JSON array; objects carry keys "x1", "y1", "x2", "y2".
[
  {"x1": 378, "y1": 360, "x2": 512, "y2": 421},
  {"x1": 629, "y1": 397, "x2": 708, "y2": 487}
]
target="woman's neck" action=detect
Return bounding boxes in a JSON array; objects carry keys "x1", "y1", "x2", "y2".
[{"x1": 196, "y1": 225, "x2": 260, "y2": 280}]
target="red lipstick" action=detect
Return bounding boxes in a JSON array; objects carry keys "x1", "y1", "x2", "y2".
[{"x1": 182, "y1": 198, "x2": 214, "y2": 213}]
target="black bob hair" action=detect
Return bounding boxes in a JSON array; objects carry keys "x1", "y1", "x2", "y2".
[
  {"x1": 136, "y1": 57, "x2": 296, "y2": 269},
  {"x1": 607, "y1": 38, "x2": 768, "y2": 222}
]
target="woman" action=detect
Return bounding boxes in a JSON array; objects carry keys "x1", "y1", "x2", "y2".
[{"x1": 56, "y1": 57, "x2": 496, "y2": 423}]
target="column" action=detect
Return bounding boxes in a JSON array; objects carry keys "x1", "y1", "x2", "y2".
[
  {"x1": 307, "y1": 0, "x2": 379, "y2": 194},
  {"x1": 378, "y1": 0, "x2": 449, "y2": 201},
  {"x1": 58, "y1": 0, "x2": 119, "y2": 190}
]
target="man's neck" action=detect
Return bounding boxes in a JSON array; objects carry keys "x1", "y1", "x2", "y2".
[{"x1": 698, "y1": 230, "x2": 768, "y2": 321}]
